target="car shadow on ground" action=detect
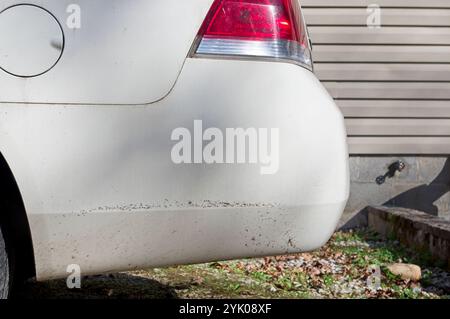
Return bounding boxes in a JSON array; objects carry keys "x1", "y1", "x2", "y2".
[{"x1": 13, "y1": 272, "x2": 178, "y2": 299}]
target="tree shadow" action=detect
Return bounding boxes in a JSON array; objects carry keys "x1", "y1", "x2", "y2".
[
  {"x1": 383, "y1": 158, "x2": 450, "y2": 216},
  {"x1": 341, "y1": 158, "x2": 450, "y2": 230},
  {"x1": 13, "y1": 272, "x2": 178, "y2": 299}
]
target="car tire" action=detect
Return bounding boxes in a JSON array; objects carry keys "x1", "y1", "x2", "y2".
[{"x1": 0, "y1": 227, "x2": 10, "y2": 299}]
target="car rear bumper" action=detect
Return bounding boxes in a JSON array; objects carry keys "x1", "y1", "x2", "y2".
[{"x1": 1, "y1": 58, "x2": 349, "y2": 279}]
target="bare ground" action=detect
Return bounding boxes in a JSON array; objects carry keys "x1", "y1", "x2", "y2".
[{"x1": 14, "y1": 229, "x2": 450, "y2": 299}]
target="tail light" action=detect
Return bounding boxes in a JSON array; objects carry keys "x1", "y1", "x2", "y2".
[{"x1": 190, "y1": 0, "x2": 312, "y2": 71}]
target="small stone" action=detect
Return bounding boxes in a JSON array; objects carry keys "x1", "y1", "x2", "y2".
[{"x1": 387, "y1": 263, "x2": 422, "y2": 281}]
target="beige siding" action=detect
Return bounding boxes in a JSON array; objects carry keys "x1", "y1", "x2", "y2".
[
  {"x1": 303, "y1": 1, "x2": 450, "y2": 154},
  {"x1": 324, "y1": 83, "x2": 450, "y2": 100},
  {"x1": 313, "y1": 46, "x2": 450, "y2": 63},
  {"x1": 338, "y1": 100, "x2": 450, "y2": 118},
  {"x1": 346, "y1": 119, "x2": 450, "y2": 136},
  {"x1": 309, "y1": 27, "x2": 450, "y2": 45},
  {"x1": 302, "y1": 0, "x2": 450, "y2": 7},
  {"x1": 349, "y1": 137, "x2": 450, "y2": 154},
  {"x1": 315, "y1": 64, "x2": 450, "y2": 82},
  {"x1": 303, "y1": 8, "x2": 450, "y2": 26}
]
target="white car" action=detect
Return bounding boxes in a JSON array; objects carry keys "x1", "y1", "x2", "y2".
[{"x1": 0, "y1": 0, "x2": 349, "y2": 298}]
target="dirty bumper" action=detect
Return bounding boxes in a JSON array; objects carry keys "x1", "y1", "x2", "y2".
[{"x1": 31, "y1": 201, "x2": 346, "y2": 280}]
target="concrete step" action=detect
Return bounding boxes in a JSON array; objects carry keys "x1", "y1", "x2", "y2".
[{"x1": 368, "y1": 206, "x2": 450, "y2": 270}]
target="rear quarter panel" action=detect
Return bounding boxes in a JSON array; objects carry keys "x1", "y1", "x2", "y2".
[{"x1": 0, "y1": 0, "x2": 213, "y2": 104}]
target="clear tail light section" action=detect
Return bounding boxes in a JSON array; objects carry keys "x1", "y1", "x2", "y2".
[{"x1": 191, "y1": 0, "x2": 312, "y2": 71}]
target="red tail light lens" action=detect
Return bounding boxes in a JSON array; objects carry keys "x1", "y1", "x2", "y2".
[{"x1": 191, "y1": 0, "x2": 312, "y2": 70}]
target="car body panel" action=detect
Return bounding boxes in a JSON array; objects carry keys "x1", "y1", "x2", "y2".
[
  {"x1": 0, "y1": 58, "x2": 349, "y2": 280},
  {"x1": 0, "y1": 0, "x2": 212, "y2": 104}
]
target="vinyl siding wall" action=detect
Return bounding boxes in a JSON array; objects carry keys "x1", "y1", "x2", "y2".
[{"x1": 302, "y1": 0, "x2": 450, "y2": 154}]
